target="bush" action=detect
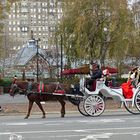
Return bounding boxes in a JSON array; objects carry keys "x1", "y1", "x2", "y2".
[{"x1": 0, "y1": 78, "x2": 12, "y2": 93}]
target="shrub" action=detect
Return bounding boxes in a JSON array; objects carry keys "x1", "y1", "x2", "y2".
[{"x1": 0, "y1": 78, "x2": 12, "y2": 93}]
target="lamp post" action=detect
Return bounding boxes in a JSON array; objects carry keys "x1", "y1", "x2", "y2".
[
  {"x1": 35, "y1": 38, "x2": 40, "y2": 82},
  {"x1": 100, "y1": 27, "x2": 109, "y2": 66},
  {"x1": 60, "y1": 34, "x2": 63, "y2": 82},
  {"x1": 30, "y1": 30, "x2": 41, "y2": 82}
]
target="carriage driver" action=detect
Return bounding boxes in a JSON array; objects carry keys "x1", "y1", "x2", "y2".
[{"x1": 86, "y1": 62, "x2": 102, "y2": 91}]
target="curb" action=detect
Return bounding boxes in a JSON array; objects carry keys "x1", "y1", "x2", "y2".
[{"x1": 0, "y1": 109, "x2": 129, "y2": 117}]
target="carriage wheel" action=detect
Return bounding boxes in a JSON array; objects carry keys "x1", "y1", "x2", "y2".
[
  {"x1": 77, "y1": 98, "x2": 89, "y2": 117},
  {"x1": 134, "y1": 91, "x2": 140, "y2": 113},
  {"x1": 84, "y1": 95, "x2": 105, "y2": 117},
  {"x1": 124, "y1": 99, "x2": 140, "y2": 115}
]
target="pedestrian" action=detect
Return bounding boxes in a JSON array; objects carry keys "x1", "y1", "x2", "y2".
[{"x1": 12, "y1": 75, "x2": 17, "y2": 84}]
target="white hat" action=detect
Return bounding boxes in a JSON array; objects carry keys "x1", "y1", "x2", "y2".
[{"x1": 102, "y1": 69, "x2": 109, "y2": 76}]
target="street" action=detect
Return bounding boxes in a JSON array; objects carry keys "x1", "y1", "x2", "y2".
[{"x1": 0, "y1": 112, "x2": 140, "y2": 140}]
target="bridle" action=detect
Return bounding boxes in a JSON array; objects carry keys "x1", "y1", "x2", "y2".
[{"x1": 10, "y1": 83, "x2": 26, "y2": 96}]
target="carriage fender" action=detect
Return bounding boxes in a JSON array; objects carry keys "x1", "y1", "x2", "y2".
[
  {"x1": 98, "y1": 88, "x2": 122, "y2": 98},
  {"x1": 99, "y1": 88, "x2": 111, "y2": 96}
]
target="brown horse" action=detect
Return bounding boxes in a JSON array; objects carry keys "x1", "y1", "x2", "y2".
[{"x1": 10, "y1": 81, "x2": 71, "y2": 119}]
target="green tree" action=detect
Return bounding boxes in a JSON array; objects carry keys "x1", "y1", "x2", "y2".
[{"x1": 58, "y1": 0, "x2": 135, "y2": 68}]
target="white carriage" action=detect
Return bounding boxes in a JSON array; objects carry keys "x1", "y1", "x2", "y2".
[{"x1": 77, "y1": 76, "x2": 140, "y2": 117}]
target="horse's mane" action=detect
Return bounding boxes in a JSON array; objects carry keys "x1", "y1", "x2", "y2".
[
  {"x1": 16, "y1": 81, "x2": 29, "y2": 89},
  {"x1": 15, "y1": 81, "x2": 71, "y2": 93}
]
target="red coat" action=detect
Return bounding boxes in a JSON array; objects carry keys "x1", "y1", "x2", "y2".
[{"x1": 121, "y1": 80, "x2": 133, "y2": 99}]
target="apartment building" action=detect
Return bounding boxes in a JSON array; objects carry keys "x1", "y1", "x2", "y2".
[{"x1": 7, "y1": 0, "x2": 63, "y2": 51}]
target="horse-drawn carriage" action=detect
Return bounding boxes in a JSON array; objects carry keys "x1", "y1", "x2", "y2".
[{"x1": 10, "y1": 66, "x2": 140, "y2": 118}]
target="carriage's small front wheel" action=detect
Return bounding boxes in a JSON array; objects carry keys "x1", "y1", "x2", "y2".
[
  {"x1": 77, "y1": 98, "x2": 89, "y2": 117},
  {"x1": 84, "y1": 95, "x2": 105, "y2": 117}
]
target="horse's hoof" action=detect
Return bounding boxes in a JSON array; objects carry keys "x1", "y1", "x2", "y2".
[
  {"x1": 42, "y1": 116, "x2": 46, "y2": 119},
  {"x1": 61, "y1": 114, "x2": 65, "y2": 118},
  {"x1": 24, "y1": 116, "x2": 29, "y2": 119}
]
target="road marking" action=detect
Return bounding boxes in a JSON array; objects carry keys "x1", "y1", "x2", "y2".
[
  {"x1": 80, "y1": 133, "x2": 113, "y2": 140},
  {"x1": 5, "y1": 123, "x2": 28, "y2": 126},
  {"x1": 3, "y1": 122, "x2": 61, "y2": 126},
  {"x1": 9, "y1": 133, "x2": 23, "y2": 140},
  {"x1": 45, "y1": 132, "x2": 140, "y2": 139},
  {"x1": 1, "y1": 126, "x2": 140, "y2": 135},
  {"x1": 79, "y1": 118, "x2": 124, "y2": 123}
]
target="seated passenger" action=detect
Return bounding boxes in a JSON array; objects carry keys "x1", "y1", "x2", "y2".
[
  {"x1": 127, "y1": 67, "x2": 139, "y2": 88},
  {"x1": 102, "y1": 69, "x2": 110, "y2": 86}
]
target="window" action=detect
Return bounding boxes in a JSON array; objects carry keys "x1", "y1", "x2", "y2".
[
  {"x1": 9, "y1": 15, "x2": 11, "y2": 18},
  {"x1": 9, "y1": 21, "x2": 12, "y2": 25},
  {"x1": 13, "y1": 21, "x2": 16, "y2": 25},
  {"x1": 17, "y1": 27, "x2": 21, "y2": 31},
  {"x1": 13, "y1": 27, "x2": 16, "y2": 31},
  {"x1": 38, "y1": 27, "x2": 41, "y2": 31},
  {"x1": 38, "y1": 15, "x2": 41, "y2": 19},
  {"x1": 9, "y1": 27, "x2": 11, "y2": 31},
  {"x1": 17, "y1": 21, "x2": 20, "y2": 25},
  {"x1": 38, "y1": 8, "x2": 41, "y2": 13}
]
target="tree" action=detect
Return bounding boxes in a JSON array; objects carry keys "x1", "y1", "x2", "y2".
[{"x1": 58, "y1": 0, "x2": 136, "y2": 68}]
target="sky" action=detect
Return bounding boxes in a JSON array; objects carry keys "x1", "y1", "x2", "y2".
[{"x1": 128, "y1": 0, "x2": 140, "y2": 4}]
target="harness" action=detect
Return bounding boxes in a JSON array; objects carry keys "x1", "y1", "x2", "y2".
[{"x1": 37, "y1": 81, "x2": 45, "y2": 92}]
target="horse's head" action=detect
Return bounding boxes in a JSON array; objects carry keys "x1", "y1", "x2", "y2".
[
  {"x1": 9, "y1": 83, "x2": 20, "y2": 96},
  {"x1": 9, "y1": 81, "x2": 28, "y2": 96}
]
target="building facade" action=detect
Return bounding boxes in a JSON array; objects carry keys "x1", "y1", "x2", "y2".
[
  {"x1": 7, "y1": 0, "x2": 63, "y2": 52},
  {"x1": 0, "y1": 0, "x2": 64, "y2": 78}
]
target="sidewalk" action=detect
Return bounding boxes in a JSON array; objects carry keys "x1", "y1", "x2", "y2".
[{"x1": 0, "y1": 99, "x2": 123, "y2": 116}]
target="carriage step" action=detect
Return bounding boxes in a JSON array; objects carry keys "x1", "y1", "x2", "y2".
[{"x1": 125, "y1": 99, "x2": 132, "y2": 101}]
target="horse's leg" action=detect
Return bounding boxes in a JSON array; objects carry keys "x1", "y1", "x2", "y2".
[
  {"x1": 25, "y1": 100, "x2": 34, "y2": 119},
  {"x1": 58, "y1": 97, "x2": 66, "y2": 118},
  {"x1": 35, "y1": 101, "x2": 46, "y2": 118}
]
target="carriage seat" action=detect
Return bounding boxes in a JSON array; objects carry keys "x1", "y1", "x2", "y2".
[{"x1": 90, "y1": 80, "x2": 97, "y2": 91}]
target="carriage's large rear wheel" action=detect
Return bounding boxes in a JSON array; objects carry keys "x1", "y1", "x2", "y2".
[
  {"x1": 124, "y1": 98, "x2": 140, "y2": 115},
  {"x1": 134, "y1": 91, "x2": 140, "y2": 113},
  {"x1": 84, "y1": 95, "x2": 105, "y2": 117}
]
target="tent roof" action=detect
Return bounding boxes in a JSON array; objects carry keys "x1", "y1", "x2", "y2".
[{"x1": 62, "y1": 65, "x2": 118, "y2": 75}]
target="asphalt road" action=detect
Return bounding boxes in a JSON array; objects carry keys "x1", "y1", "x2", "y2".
[
  {"x1": 0, "y1": 94, "x2": 27, "y2": 104},
  {"x1": 0, "y1": 112, "x2": 140, "y2": 140}
]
